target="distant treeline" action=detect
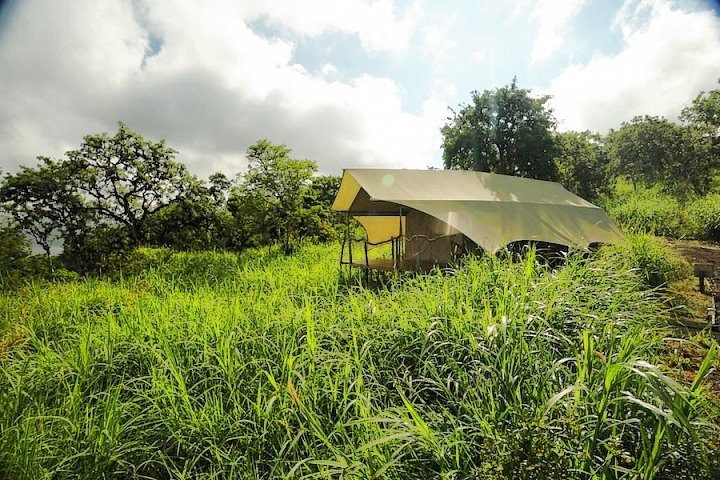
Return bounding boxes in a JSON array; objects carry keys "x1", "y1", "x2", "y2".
[{"x1": 1, "y1": 78, "x2": 719, "y2": 275}]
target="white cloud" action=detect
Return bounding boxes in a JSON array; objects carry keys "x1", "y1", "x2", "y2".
[
  {"x1": 530, "y1": 0, "x2": 585, "y2": 64},
  {"x1": 418, "y1": 11, "x2": 458, "y2": 68},
  {"x1": 321, "y1": 63, "x2": 338, "y2": 76},
  {"x1": 0, "y1": 0, "x2": 445, "y2": 179},
  {"x1": 239, "y1": 0, "x2": 421, "y2": 53},
  {"x1": 545, "y1": 0, "x2": 720, "y2": 132}
]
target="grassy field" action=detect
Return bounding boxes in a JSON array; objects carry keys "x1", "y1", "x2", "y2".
[{"x1": 1, "y1": 242, "x2": 719, "y2": 479}]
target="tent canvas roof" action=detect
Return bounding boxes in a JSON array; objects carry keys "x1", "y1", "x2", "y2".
[{"x1": 332, "y1": 169, "x2": 626, "y2": 252}]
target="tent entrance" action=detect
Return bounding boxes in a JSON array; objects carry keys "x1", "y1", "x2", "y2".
[
  {"x1": 340, "y1": 209, "x2": 407, "y2": 273},
  {"x1": 340, "y1": 208, "x2": 478, "y2": 274}
]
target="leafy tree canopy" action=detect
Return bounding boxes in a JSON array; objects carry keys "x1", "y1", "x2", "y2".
[
  {"x1": 0, "y1": 220, "x2": 31, "y2": 270},
  {"x1": 0, "y1": 158, "x2": 87, "y2": 255},
  {"x1": 0, "y1": 123, "x2": 200, "y2": 270},
  {"x1": 682, "y1": 81, "x2": 720, "y2": 133},
  {"x1": 65, "y1": 122, "x2": 197, "y2": 244},
  {"x1": 554, "y1": 131, "x2": 612, "y2": 201},
  {"x1": 607, "y1": 115, "x2": 715, "y2": 196},
  {"x1": 682, "y1": 81, "x2": 720, "y2": 165},
  {"x1": 239, "y1": 139, "x2": 318, "y2": 252},
  {"x1": 441, "y1": 78, "x2": 558, "y2": 180}
]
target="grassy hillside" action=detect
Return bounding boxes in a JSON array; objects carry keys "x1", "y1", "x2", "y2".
[{"x1": 1, "y1": 243, "x2": 718, "y2": 479}]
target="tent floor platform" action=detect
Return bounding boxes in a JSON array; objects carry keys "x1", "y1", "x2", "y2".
[{"x1": 341, "y1": 259, "x2": 443, "y2": 273}]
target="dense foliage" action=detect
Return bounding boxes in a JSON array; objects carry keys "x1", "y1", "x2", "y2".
[
  {"x1": 606, "y1": 116, "x2": 715, "y2": 196},
  {"x1": 1, "y1": 243, "x2": 717, "y2": 479},
  {"x1": 603, "y1": 182, "x2": 720, "y2": 242},
  {"x1": 442, "y1": 79, "x2": 720, "y2": 204},
  {"x1": 554, "y1": 131, "x2": 612, "y2": 201},
  {"x1": 441, "y1": 78, "x2": 558, "y2": 180},
  {"x1": 0, "y1": 127, "x2": 341, "y2": 274}
]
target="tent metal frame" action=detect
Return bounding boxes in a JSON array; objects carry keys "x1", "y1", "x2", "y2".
[
  {"x1": 339, "y1": 207, "x2": 466, "y2": 276},
  {"x1": 340, "y1": 209, "x2": 407, "y2": 279}
]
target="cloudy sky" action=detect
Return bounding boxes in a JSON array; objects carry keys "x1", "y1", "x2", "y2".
[{"x1": 1, "y1": 0, "x2": 719, "y2": 178}]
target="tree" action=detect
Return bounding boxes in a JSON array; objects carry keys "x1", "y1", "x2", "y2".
[
  {"x1": 146, "y1": 178, "x2": 235, "y2": 251},
  {"x1": 681, "y1": 82, "x2": 720, "y2": 166},
  {"x1": 227, "y1": 186, "x2": 271, "y2": 249},
  {"x1": 65, "y1": 123, "x2": 196, "y2": 245},
  {"x1": 2, "y1": 123, "x2": 199, "y2": 272},
  {"x1": 0, "y1": 158, "x2": 88, "y2": 255},
  {"x1": 240, "y1": 139, "x2": 317, "y2": 252},
  {"x1": 606, "y1": 115, "x2": 713, "y2": 195},
  {"x1": 441, "y1": 78, "x2": 558, "y2": 180},
  {"x1": 301, "y1": 175, "x2": 342, "y2": 242},
  {"x1": 682, "y1": 82, "x2": 720, "y2": 134},
  {"x1": 0, "y1": 220, "x2": 31, "y2": 270},
  {"x1": 306, "y1": 175, "x2": 340, "y2": 208},
  {"x1": 208, "y1": 172, "x2": 232, "y2": 206},
  {"x1": 554, "y1": 131, "x2": 612, "y2": 201}
]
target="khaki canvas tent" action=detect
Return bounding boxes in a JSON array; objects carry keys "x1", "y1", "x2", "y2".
[{"x1": 332, "y1": 169, "x2": 625, "y2": 272}]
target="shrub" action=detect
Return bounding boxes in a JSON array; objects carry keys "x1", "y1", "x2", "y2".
[
  {"x1": 685, "y1": 194, "x2": 720, "y2": 241},
  {"x1": 60, "y1": 225, "x2": 134, "y2": 275},
  {"x1": 605, "y1": 186, "x2": 684, "y2": 237},
  {"x1": 0, "y1": 222, "x2": 31, "y2": 270},
  {"x1": 611, "y1": 232, "x2": 692, "y2": 287},
  {"x1": 113, "y1": 247, "x2": 175, "y2": 276}
]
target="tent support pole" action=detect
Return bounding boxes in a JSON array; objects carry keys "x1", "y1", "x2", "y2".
[
  {"x1": 340, "y1": 212, "x2": 348, "y2": 266},
  {"x1": 398, "y1": 209, "x2": 404, "y2": 271},
  {"x1": 364, "y1": 240, "x2": 369, "y2": 283},
  {"x1": 348, "y1": 219, "x2": 353, "y2": 266},
  {"x1": 364, "y1": 241, "x2": 369, "y2": 267}
]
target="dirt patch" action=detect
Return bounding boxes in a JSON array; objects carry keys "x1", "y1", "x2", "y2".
[
  {"x1": 663, "y1": 239, "x2": 720, "y2": 327},
  {"x1": 668, "y1": 239, "x2": 720, "y2": 290}
]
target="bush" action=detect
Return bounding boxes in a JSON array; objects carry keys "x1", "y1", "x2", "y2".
[
  {"x1": 685, "y1": 194, "x2": 720, "y2": 241},
  {"x1": 0, "y1": 222, "x2": 31, "y2": 270},
  {"x1": 112, "y1": 247, "x2": 175, "y2": 276},
  {"x1": 60, "y1": 226, "x2": 134, "y2": 275},
  {"x1": 610, "y1": 232, "x2": 692, "y2": 287},
  {"x1": 1, "y1": 255, "x2": 79, "y2": 289},
  {"x1": 605, "y1": 185, "x2": 684, "y2": 237}
]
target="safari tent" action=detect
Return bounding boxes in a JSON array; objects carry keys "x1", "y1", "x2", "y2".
[{"x1": 331, "y1": 169, "x2": 625, "y2": 272}]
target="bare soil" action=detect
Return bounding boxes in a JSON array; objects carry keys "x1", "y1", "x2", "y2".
[{"x1": 663, "y1": 239, "x2": 720, "y2": 397}]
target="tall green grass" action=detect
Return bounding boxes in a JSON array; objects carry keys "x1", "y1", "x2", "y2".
[
  {"x1": 605, "y1": 185, "x2": 684, "y2": 237},
  {"x1": 0, "y1": 244, "x2": 718, "y2": 479},
  {"x1": 613, "y1": 233, "x2": 692, "y2": 288},
  {"x1": 686, "y1": 194, "x2": 720, "y2": 242},
  {"x1": 604, "y1": 181, "x2": 720, "y2": 242}
]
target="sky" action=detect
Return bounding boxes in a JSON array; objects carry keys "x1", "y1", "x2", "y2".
[{"x1": 0, "y1": 0, "x2": 719, "y2": 178}]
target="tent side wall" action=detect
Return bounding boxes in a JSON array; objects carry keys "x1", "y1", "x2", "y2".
[{"x1": 404, "y1": 209, "x2": 467, "y2": 266}]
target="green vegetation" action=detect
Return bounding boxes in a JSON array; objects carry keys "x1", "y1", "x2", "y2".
[
  {"x1": 686, "y1": 194, "x2": 720, "y2": 242},
  {"x1": 2, "y1": 79, "x2": 720, "y2": 480},
  {"x1": 617, "y1": 233, "x2": 691, "y2": 288},
  {"x1": 1, "y1": 243, "x2": 718, "y2": 479},
  {"x1": 441, "y1": 77, "x2": 558, "y2": 180},
  {"x1": 0, "y1": 130, "x2": 340, "y2": 275},
  {"x1": 604, "y1": 183, "x2": 684, "y2": 238},
  {"x1": 603, "y1": 182, "x2": 720, "y2": 242}
]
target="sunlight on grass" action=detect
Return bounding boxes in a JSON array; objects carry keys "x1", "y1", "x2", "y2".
[{"x1": 0, "y1": 243, "x2": 718, "y2": 478}]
